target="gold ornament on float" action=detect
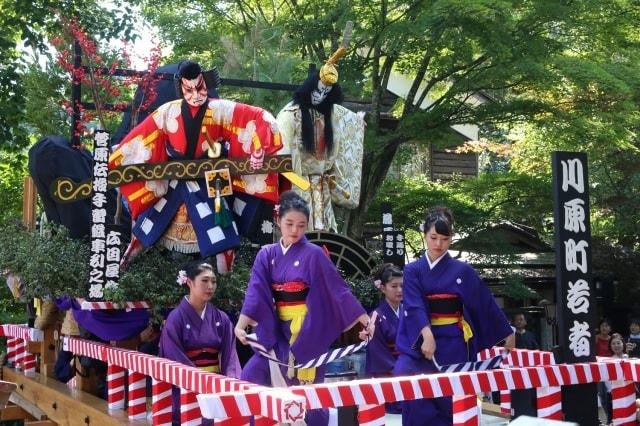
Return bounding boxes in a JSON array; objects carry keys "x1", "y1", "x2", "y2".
[{"x1": 319, "y1": 21, "x2": 353, "y2": 86}]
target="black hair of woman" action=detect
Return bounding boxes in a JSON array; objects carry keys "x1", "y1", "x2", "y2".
[
  {"x1": 177, "y1": 260, "x2": 214, "y2": 286},
  {"x1": 608, "y1": 333, "x2": 626, "y2": 354},
  {"x1": 277, "y1": 190, "x2": 310, "y2": 220},
  {"x1": 599, "y1": 317, "x2": 612, "y2": 328},
  {"x1": 373, "y1": 263, "x2": 403, "y2": 288},
  {"x1": 422, "y1": 206, "x2": 454, "y2": 236}
]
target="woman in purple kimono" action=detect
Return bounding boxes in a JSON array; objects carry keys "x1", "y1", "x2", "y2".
[
  {"x1": 159, "y1": 261, "x2": 241, "y2": 424},
  {"x1": 394, "y1": 206, "x2": 514, "y2": 426},
  {"x1": 366, "y1": 263, "x2": 403, "y2": 377},
  {"x1": 365, "y1": 263, "x2": 403, "y2": 414},
  {"x1": 235, "y1": 191, "x2": 372, "y2": 425}
]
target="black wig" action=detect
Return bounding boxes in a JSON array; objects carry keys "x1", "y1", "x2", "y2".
[{"x1": 174, "y1": 60, "x2": 203, "y2": 98}]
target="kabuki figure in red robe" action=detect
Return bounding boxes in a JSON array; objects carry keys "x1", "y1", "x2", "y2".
[{"x1": 109, "y1": 60, "x2": 282, "y2": 272}]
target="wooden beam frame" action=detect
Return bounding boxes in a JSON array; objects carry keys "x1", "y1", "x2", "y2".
[{"x1": 3, "y1": 367, "x2": 146, "y2": 425}]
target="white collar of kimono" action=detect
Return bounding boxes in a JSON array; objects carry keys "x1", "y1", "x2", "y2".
[
  {"x1": 184, "y1": 296, "x2": 207, "y2": 319},
  {"x1": 279, "y1": 238, "x2": 292, "y2": 255},
  {"x1": 425, "y1": 251, "x2": 447, "y2": 269}
]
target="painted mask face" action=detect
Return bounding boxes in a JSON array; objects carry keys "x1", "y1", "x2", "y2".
[
  {"x1": 181, "y1": 74, "x2": 208, "y2": 107},
  {"x1": 311, "y1": 80, "x2": 332, "y2": 106}
]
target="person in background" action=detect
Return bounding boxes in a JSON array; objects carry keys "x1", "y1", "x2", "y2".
[
  {"x1": 603, "y1": 333, "x2": 628, "y2": 425},
  {"x1": 513, "y1": 312, "x2": 539, "y2": 350},
  {"x1": 394, "y1": 205, "x2": 515, "y2": 426},
  {"x1": 365, "y1": 263, "x2": 403, "y2": 414},
  {"x1": 595, "y1": 318, "x2": 613, "y2": 425},
  {"x1": 596, "y1": 318, "x2": 613, "y2": 357},
  {"x1": 626, "y1": 317, "x2": 640, "y2": 358},
  {"x1": 159, "y1": 261, "x2": 240, "y2": 425},
  {"x1": 510, "y1": 312, "x2": 539, "y2": 418}
]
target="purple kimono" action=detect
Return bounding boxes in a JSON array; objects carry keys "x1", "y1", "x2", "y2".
[
  {"x1": 366, "y1": 300, "x2": 403, "y2": 414},
  {"x1": 240, "y1": 236, "x2": 365, "y2": 425},
  {"x1": 394, "y1": 253, "x2": 512, "y2": 426},
  {"x1": 160, "y1": 297, "x2": 241, "y2": 423},
  {"x1": 365, "y1": 300, "x2": 402, "y2": 376}
]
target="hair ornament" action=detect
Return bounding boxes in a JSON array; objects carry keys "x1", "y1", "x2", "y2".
[
  {"x1": 176, "y1": 270, "x2": 188, "y2": 286},
  {"x1": 373, "y1": 279, "x2": 382, "y2": 289}
]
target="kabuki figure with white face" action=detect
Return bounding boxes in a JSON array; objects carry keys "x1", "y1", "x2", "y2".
[
  {"x1": 275, "y1": 45, "x2": 366, "y2": 232},
  {"x1": 109, "y1": 60, "x2": 283, "y2": 273},
  {"x1": 179, "y1": 72, "x2": 208, "y2": 107}
]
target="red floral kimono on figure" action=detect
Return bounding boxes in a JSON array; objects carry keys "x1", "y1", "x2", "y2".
[{"x1": 109, "y1": 98, "x2": 282, "y2": 264}]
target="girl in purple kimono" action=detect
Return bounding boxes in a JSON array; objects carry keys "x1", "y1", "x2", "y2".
[
  {"x1": 235, "y1": 191, "x2": 373, "y2": 426},
  {"x1": 394, "y1": 206, "x2": 514, "y2": 426},
  {"x1": 365, "y1": 263, "x2": 403, "y2": 414},
  {"x1": 159, "y1": 261, "x2": 241, "y2": 424}
]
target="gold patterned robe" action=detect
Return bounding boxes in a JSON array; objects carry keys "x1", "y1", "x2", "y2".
[{"x1": 276, "y1": 103, "x2": 364, "y2": 231}]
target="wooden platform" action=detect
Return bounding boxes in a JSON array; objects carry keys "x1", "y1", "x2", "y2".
[{"x1": 2, "y1": 367, "x2": 148, "y2": 426}]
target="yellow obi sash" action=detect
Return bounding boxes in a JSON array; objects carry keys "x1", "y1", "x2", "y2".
[{"x1": 272, "y1": 281, "x2": 314, "y2": 383}]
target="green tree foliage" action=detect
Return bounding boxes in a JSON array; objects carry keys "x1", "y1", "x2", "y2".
[
  {"x1": 345, "y1": 0, "x2": 640, "y2": 239},
  {"x1": 0, "y1": 0, "x2": 141, "y2": 154},
  {"x1": 0, "y1": 153, "x2": 27, "y2": 224},
  {"x1": 139, "y1": 1, "x2": 640, "y2": 245},
  {"x1": 0, "y1": 223, "x2": 90, "y2": 300},
  {"x1": 368, "y1": 172, "x2": 551, "y2": 238},
  {"x1": 140, "y1": 1, "x2": 306, "y2": 111}
]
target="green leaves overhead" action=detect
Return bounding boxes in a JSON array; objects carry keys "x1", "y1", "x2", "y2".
[{"x1": 0, "y1": 0, "x2": 141, "y2": 152}]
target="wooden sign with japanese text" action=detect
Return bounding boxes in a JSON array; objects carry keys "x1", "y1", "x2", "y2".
[
  {"x1": 552, "y1": 151, "x2": 598, "y2": 425},
  {"x1": 88, "y1": 131, "x2": 122, "y2": 300},
  {"x1": 381, "y1": 203, "x2": 405, "y2": 267},
  {"x1": 552, "y1": 151, "x2": 596, "y2": 363}
]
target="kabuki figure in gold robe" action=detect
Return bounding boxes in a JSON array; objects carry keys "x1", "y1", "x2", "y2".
[
  {"x1": 109, "y1": 61, "x2": 282, "y2": 272},
  {"x1": 276, "y1": 44, "x2": 365, "y2": 232}
]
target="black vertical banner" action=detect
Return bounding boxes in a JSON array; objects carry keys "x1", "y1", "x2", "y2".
[
  {"x1": 551, "y1": 151, "x2": 598, "y2": 425},
  {"x1": 381, "y1": 203, "x2": 405, "y2": 267},
  {"x1": 89, "y1": 131, "x2": 121, "y2": 300}
]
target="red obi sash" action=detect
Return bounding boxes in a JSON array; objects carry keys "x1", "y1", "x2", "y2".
[
  {"x1": 186, "y1": 347, "x2": 220, "y2": 373},
  {"x1": 271, "y1": 281, "x2": 309, "y2": 308},
  {"x1": 425, "y1": 293, "x2": 463, "y2": 319}
]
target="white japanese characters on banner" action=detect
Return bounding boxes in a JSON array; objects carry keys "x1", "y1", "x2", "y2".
[
  {"x1": 552, "y1": 152, "x2": 596, "y2": 363},
  {"x1": 89, "y1": 131, "x2": 121, "y2": 299},
  {"x1": 380, "y1": 203, "x2": 405, "y2": 267}
]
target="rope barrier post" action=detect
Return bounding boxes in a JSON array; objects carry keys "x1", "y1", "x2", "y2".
[
  {"x1": 452, "y1": 394, "x2": 480, "y2": 426},
  {"x1": 499, "y1": 390, "x2": 512, "y2": 416},
  {"x1": 127, "y1": 370, "x2": 147, "y2": 419},
  {"x1": 180, "y1": 387, "x2": 202, "y2": 426},
  {"x1": 151, "y1": 378, "x2": 173, "y2": 426},
  {"x1": 536, "y1": 386, "x2": 563, "y2": 420},
  {"x1": 14, "y1": 338, "x2": 26, "y2": 370},
  {"x1": 610, "y1": 380, "x2": 637, "y2": 426},
  {"x1": 107, "y1": 364, "x2": 126, "y2": 410},
  {"x1": 22, "y1": 352, "x2": 37, "y2": 375},
  {"x1": 6, "y1": 337, "x2": 17, "y2": 365},
  {"x1": 357, "y1": 404, "x2": 386, "y2": 426}
]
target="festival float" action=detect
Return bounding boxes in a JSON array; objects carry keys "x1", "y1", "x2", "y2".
[{"x1": 0, "y1": 19, "x2": 638, "y2": 426}]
